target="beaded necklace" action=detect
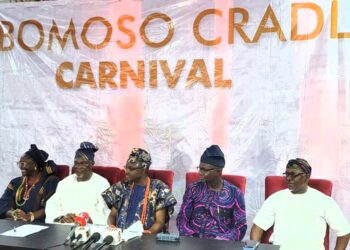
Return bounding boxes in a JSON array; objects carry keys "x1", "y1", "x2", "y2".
[
  {"x1": 15, "y1": 173, "x2": 41, "y2": 207},
  {"x1": 130, "y1": 177, "x2": 151, "y2": 225}
]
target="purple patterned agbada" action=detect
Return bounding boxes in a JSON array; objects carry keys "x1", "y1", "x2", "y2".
[{"x1": 176, "y1": 180, "x2": 247, "y2": 241}]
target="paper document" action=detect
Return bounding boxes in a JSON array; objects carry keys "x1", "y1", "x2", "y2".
[
  {"x1": 1, "y1": 224, "x2": 48, "y2": 237},
  {"x1": 121, "y1": 221, "x2": 143, "y2": 241}
]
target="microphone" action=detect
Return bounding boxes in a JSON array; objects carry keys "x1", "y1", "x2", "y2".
[
  {"x1": 70, "y1": 233, "x2": 82, "y2": 247},
  {"x1": 81, "y1": 232, "x2": 101, "y2": 250},
  {"x1": 72, "y1": 232, "x2": 101, "y2": 250},
  {"x1": 64, "y1": 214, "x2": 89, "y2": 245},
  {"x1": 73, "y1": 213, "x2": 91, "y2": 242},
  {"x1": 94, "y1": 235, "x2": 113, "y2": 250},
  {"x1": 104, "y1": 226, "x2": 122, "y2": 245},
  {"x1": 64, "y1": 226, "x2": 76, "y2": 245}
]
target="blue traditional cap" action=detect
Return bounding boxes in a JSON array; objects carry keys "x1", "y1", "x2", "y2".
[
  {"x1": 75, "y1": 142, "x2": 98, "y2": 161},
  {"x1": 200, "y1": 145, "x2": 225, "y2": 168},
  {"x1": 287, "y1": 158, "x2": 312, "y2": 174}
]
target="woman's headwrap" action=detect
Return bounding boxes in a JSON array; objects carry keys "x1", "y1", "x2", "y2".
[
  {"x1": 287, "y1": 158, "x2": 312, "y2": 174},
  {"x1": 127, "y1": 148, "x2": 152, "y2": 169},
  {"x1": 24, "y1": 144, "x2": 49, "y2": 170},
  {"x1": 75, "y1": 142, "x2": 98, "y2": 161}
]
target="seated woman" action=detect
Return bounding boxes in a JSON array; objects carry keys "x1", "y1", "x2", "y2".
[
  {"x1": 0, "y1": 144, "x2": 60, "y2": 222},
  {"x1": 102, "y1": 148, "x2": 177, "y2": 234}
]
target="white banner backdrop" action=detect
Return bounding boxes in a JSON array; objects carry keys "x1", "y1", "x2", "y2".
[{"x1": 1, "y1": 0, "x2": 350, "y2": 246}]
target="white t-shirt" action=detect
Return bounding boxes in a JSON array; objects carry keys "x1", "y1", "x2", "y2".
[
  {"x1": 45, "y1": 173, "x2": 110, "y2": 225},
  {"x1": 253, "y1": 187, "x2": 350, "y2": 250}
]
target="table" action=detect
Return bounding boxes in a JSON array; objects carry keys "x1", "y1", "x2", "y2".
[
  {"x1": 0, "y1": 220, "x2": 279, "y2": 250},
  {"x1": 116, "y1": 235, "x2": 280, "y2": 250},
  {"x1": 0, "y1": 220, "x2": 71, "y2": 250}
]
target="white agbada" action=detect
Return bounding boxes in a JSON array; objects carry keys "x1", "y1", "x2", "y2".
[
  {"x1": 253, "y1": 187, "x2": 350, "y2": 250},
  {"x1": 45, "y1": 173, "x2": 110, "y2": 225}
]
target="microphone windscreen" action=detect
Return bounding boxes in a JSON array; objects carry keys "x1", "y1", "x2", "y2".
[
  {"x1": 70, "y1": 231, "x2": 76, "y2": 240},
  {"x1": 75, "y1": 234, "x2": 82, "y2": 241},
  {"x1": 103, "y1": 235, "x2": 114, "y2": 245},
  {"x1": 90, "y1": 232, "x2": 101, "y2": 242},
  {"x1": 65, "y1": 226, "x2": 76, "y2": 240}
]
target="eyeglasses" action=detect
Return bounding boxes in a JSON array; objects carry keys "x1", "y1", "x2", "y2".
[
  {"x1": 282, "y1": 172, "x2": 305, "y2": 179},
  {"x1": 197, "y1": 167, "x2": 216, "y2": 173}
]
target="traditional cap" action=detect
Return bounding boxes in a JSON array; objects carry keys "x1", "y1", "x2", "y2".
[
  {"x1": 200, "y1": 145, "x2": 225, "y2": 168},
  {"x1": 75, "y1": 142, "x2": 98, "y2": 161},
  {"x1": 286, "y1": 158, "x2": 312, "y2": 174},
  {"x1": 127, "y1": 148, "x2": 152, "y2": 169}
]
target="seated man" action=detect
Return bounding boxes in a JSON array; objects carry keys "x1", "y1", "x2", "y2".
[
  {"x1": 102, "y1": 148, "x2": 177, "y2": 234},
  {"x1": 251, "y1": 158, "x2": 350, "y2": 250},
  {"x1": 45, "y1": 142, "x2": 110, "y2": 225},
  {"x1": 0, "y1": 144, "x2": 59, "y2": 222},
  {"x1": 176, "y1": 145, "x2": 247, "y2": 241}
]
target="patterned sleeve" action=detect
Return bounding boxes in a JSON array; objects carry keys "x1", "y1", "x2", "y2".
[
  {"x1": 155, "y1": 181, "x2": 177, "y2": 214},
  {"x1": 101, "y1": 182, "x2": 124, "y2": 209},
  {"x1": 40, "y1": 176, "x2": 60, "y2": 208},
  {"x1": 152, "y1": 180, "x2": 177, "y2": 228},
  {"x1": 232, "y1": 188, "x2": 247, "y2": 241},
  {"x1": 176, "y1": 184, "x2": 196, "y2": 236},
  {"x1": 0, "y1": 180, "x2": 16, "y2": 217}
]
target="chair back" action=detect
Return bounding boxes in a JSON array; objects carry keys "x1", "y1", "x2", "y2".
[
  {"x1": 148, "y1": 169, "x2": 174, "y2": 191},
  {"x1": 262, "y1": 176, "x2": 333, "y2": 250},
  {"x1": 185, "y1": 172, "x2": 246, "y2": 193},
  {"x1": 55, "y1": 165, "x2": 70, "y2": 180}
]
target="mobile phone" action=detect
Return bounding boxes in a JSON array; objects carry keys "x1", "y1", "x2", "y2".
[{"x1": 156, "y1": 233, "x2": 180, "y2": 242}]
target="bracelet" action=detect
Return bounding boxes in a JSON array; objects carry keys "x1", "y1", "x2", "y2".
[
  {"x1": 11, "y1": 210, "x2": 17, "y2": 221},
  {"x1": 28, "y1": 212, "x2": 35, "y2": 222}
]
